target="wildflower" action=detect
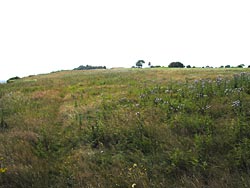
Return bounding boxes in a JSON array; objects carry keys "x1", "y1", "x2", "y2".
[
  {"x1": 133, "y1": 163, "x2": 137, "y2": 168},
  {"x1": 132, "y1": 183, "x2": 136, "y2": 188},
  {"x1": 201, "y1": 105, "x2": 211, "y2": 111},
  {"x1": 235, "y1": 88, "x2": 244, "y2": 93},
  {"x1": 197, "y1": 93, "x2": 204, "y2": 98},
  {"x1": 165, "y1": 89, "x2": 170, "y2": 93},
  {"x1": 154, "y1": 97, "x2": 163, "y2": 104},
  {"x1": 0, "y1": 168, "x2": 7, "y2": 173},
  {"x1": 232, "y1": 100, "x2": 241, "y2": 107},
  {"x1": 206, "y1": 105, "x2": 211, "y2": 109},
  {"x1": 163, "y1": 101, "x2": 169, "y2": 105},
  {"x1": 216, "y1": 77, "x2": 223, "y2": 84},
  {"x1": 177, "y1": 104, "x2": 185, "y2": 110},
  {"x1": 224, "y1": 89, "x2": 231, "y2": 95},
  {"x1": 135, "y1": 112, "x2": 140, "y2": 117},
  {"x1": 194, "y1": 80, "x2": 199, "y2": 84}
]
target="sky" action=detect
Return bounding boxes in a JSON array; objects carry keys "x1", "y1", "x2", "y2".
[{"x1": 1, "y1": 0, "x2": 250, "y2": 81}]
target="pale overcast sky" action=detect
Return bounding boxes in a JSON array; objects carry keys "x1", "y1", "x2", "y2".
[{"x1": 0, "y1": 0, "x2": 250, "y2": 80}]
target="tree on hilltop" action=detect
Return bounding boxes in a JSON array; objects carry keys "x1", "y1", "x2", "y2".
[
  {"x1": 237, "y1": 64, "x2": 245, "y2": 68},
  {"x1": 7, "y1": 76, "x2": 20, "y2": 83},
  {"x1": 168, "y1": 62, "x2": 185, "y2": 68},
  {"x1": 136, "y1": 60, "x2": 145, "y2": 68}
]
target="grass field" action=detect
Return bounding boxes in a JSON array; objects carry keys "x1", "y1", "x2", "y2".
[{"x1": 0, "y1": 68, "x2": 250, "y2": 187}]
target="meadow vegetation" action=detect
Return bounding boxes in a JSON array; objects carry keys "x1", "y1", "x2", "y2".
[{"x1": 0, "y1": 68, "x2": 250, "y2": 187}]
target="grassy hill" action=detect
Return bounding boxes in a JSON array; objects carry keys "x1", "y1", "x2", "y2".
[{"x1": 0, "y1": 68, "x2": 250, "y2": 187}]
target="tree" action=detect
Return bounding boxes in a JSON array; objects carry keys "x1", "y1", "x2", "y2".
[
  {"x1": 7, "y1": 76, "x2": 20, "y2": 83},
  {"x1": 168, "y1": 62, "x2": 185, "y2": 68},
  {"x1": 237, "y1": 65, "x2": 243, "y2": 68},
  {"x1": 225, "y1": 65, "x2": 230, "y2": 68},
  {"x1": 186, "y1": 65, "x2": 191, "y2": 68},
  {"x1": 136, "y1": 60, "x2": 145, "y2": 68},
  {"x1": 237, "y1": 64, "x2": 245, "y2": 68}
]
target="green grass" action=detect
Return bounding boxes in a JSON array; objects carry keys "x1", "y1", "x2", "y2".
[{"x1": 0, "y1": 68, "x2": 250, "y2": 187}]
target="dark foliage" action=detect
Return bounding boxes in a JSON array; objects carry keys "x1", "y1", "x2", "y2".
[
  {"x1": 7, "y1": 76, "x2": 20, "y2": 83},
  {"x1": 237, "y1": 64, "x2": 245, "y2": 68},
  {"x1": 136, "y1": 60, "x2": 145, "y2": 68},
  {"x1": 74, "y1": 65, "x2": 106, "y2": 70},
  {"x1": 150, "y1": 65, "x2": 161, "y2": 68},
  {"x1": 168, "y1": 62, "x2": 185, "y2": 68}
]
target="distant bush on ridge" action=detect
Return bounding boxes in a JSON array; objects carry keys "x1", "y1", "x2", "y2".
[
  {"x1": 7, "y1": 76, "x2": 20, "y2": 83},
  {"x1": 150, "y1": 65, "x2": 161, "y2": 68},
  {"x1": 74, "y1": 65, "x2": 106, "y2": 70},
  {"x1": 168, "y1": 62, "x2": 185, "y2": 68}
]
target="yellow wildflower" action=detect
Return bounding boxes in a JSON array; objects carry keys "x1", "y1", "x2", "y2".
[{"x1": 0, "y1": 168, "x2": 7, "y2": 173}]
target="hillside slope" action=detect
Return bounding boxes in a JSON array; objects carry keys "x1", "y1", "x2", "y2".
[{"x1": 1, "y1": 68, "x2": 250, "y2": 187}]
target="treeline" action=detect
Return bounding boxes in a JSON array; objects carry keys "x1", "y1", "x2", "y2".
[
  {"x1": 134, "y1": 60, "x2": 250, "y2": 69},
  {"x1": 73, "y1": 65, "x2": 106, "y2": 70}
]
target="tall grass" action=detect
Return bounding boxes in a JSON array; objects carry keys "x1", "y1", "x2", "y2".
[{"x1": 0, "y1": 68, "x2": 250, "y2": 187}]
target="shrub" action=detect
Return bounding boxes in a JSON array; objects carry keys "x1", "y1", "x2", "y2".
[
  {"x1": 237, "y1": 64, "x2": 245, "y2": 68},
  {"x1": 7, "y1": 76, "x2": 20, "y2": 83},
  {"x1": 168, "y1": 62, "x2": 185, "y2": 68},
  {"x1": 150, "y1": 65, "x2": 161, "y2": 68},
  {"x1": 73, "y1": 65, "x2": 106, "y2": 70}
]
